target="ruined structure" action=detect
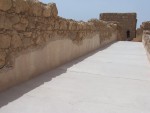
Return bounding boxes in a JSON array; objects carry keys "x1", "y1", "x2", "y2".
[
  {"x1": 100, "y1": 13, "x2": 137, "y2": 41},
  {"x1": 0, "y1": 0, "x2": 120, "y2": 91},
  {"x1": 135, "y1": 28, "x2": 143, "y2": 41},
  {"x1": 141, "y1": 21, "x2": 150, "y2": 61},
  {"x1": 0, "y1": 0, "x2": 149, "y2": 96}
]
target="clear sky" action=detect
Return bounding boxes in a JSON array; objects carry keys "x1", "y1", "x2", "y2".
[{"x1": 40, "y1": 0, "x2": 150, "y2": 28}]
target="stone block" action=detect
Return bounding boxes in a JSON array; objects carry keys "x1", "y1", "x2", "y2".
[
  {"x1": 0, "y1": 34, "x2": 11, "y2": 49},
  {"x1": 36, "y1": 36, "x2": 44, "y2": 45},
  {"x1": 0, "y1": 0, "x2": 12, "y2": 11},
  {"x1": 22, "y1": 38, "x2": 34, "y2": 48},
  {"x1": 0, "y1": 14, "x2": 13, "y2": 29},
  {"x1": 23, "y1": 32, "x2": 32, "y2": 38},
  {"x1": 51, "y1": 3, "x2": 58, "y2": 18},
  {"x1": 43, "y1": 3, "x2": 53, "y2": 17},
  {"x1": 60, "y1": 20, "x2": 68, "y2": 30},
  {"x1": 0, "y1": 51, "x2": 6, "y2": 69},
  {"x1": 13, "y1": 18, "x2": 28, "y2": 31},
  {"x1": 9, "y1": 15, "x2": 20, "y2": 25},
  {"x1": 13, "y1": 0, "x2": 29, "y2": 13},
  {"x1": 11, "y1": 32, "x2": 22, "y2": 48},
  {"x1": 43, "y1": 3, "x2": 58, "y2": 18},
  {"x1": 68, "y1": 21, "x2": 77, "y2": 30},
  {"x1": 28, "y1": 1, "x2": 43, "y2": 16},
  {"x1": 0, "y1": 15, "x2": 6, "y2": 29}
]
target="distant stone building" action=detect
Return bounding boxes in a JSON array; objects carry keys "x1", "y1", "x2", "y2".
[{"x1": 100, "y1": 13, "x2": 137, "y2": 41}]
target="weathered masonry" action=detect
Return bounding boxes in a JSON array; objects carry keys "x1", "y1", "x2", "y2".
[
  {"x1": 100, "y1": 13, "x2": 137, "y2": 41},
  {"x1": 0, "y1": 0, "x2": 120, "y2": 91},
  {"x1": 142, "y1": 21, "x2": 150, "y2": 61}
]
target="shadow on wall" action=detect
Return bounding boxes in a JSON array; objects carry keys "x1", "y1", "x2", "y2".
[{"x1": 0, "y1": 42, "x2": 116, "y2": 108}]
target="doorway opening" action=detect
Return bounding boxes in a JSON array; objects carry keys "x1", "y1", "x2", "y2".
[{"x1": 126, "y1": 30, "x2": 130, "y2": 40}]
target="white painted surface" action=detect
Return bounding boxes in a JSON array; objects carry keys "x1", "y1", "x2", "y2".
[{"x1": 0, "y1": 41, "x2": 150, "y2": 113}]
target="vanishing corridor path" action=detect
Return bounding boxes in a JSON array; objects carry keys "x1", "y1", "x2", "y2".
[{"x1": 0, "y1": 41, "x2": 150, "y2": 113}]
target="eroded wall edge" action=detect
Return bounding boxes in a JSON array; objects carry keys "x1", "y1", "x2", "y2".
[{"x1": 0, "y1": 0, "x2": 119, "y2": 91}]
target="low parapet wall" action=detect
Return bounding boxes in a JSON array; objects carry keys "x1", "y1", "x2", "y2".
[
  {"x1": 0, "y1": 0, "x2": 119, "y2": 91},
  {"x1": 142, "y1": 22, "x2": 150, "y2": 61}
]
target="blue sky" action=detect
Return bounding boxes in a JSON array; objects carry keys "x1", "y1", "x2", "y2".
[{"x1": 40, "y1": 0, "x2": 150, "y2": 28}]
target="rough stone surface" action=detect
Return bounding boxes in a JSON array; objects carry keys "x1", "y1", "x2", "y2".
[
  {"x1": 14, "y1": 0, "x2": 29, "y2": 13},
  {"x1": 36, "y1": 36, "x2": 44, "y2": 45},
  {"x1": 0, "y1": 0, "x2": 12, "y2": 11},
  {"x1": 0, "y1": 51, "x2": 6, "y2": 69},
  {"x1": 13, "y1": 18, "x2": 28, "y2": 31},
  {"x1": 100, "y1": 13, "x2": 137, "y2": 41},
  {"x1": 9, "y1": 15, "x2": 20, "y2": 25},
  {"x1": 0, "y1": 14, "x2": 6, "y2": 29},
  {"x1": 22, "y1": 38, "x2": 34, "y2": 48},
  {"x1": 0, "y1": 14, "x2": 13, "y2": 29},
  {"x1": 31, "y1": 2, "x2": 43, "y2": 16},
  {"x1": 141, "y1": 21, "x2": 150, "y2": 30},
  {"x1": 0, "y1": 34, "x2": 11, "y2": 49},
  {"x1": 43, "y1": 4, "x2": 52, "y2": 17},
  {"x1": 59, "y1": 20, "x2": 68, "y2": 30},
  {"x1": 23, "y1": 32, "x2": 32, "y2": 38},
  {"x1": 141, "y1": 22, "x2": 150, "y2": 62},
  {"x1": 11, "y1": 32, "x2": 22, "y2": 48},
  {"x1": 51, "y1": 3, "x2": 58, "y2": 18},
  {"x1": 0, "y1": 3, "x2": 118, "y2": 69},
  {"x1": 135, "y1": 28, "x2": 143, "y2": 41}
]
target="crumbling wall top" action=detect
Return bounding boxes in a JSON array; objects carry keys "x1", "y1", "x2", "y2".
[
  {"x1": 0, "y1": 0, "x2": 58, "y2": 18},
  {"x1": 141, "y1": 21, "x2": 150, "y2": 30},
  {"x1": 100, "y1": 13, "x2": 137, "y2": 18}
]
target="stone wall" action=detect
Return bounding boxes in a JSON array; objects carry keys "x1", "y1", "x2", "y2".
[
  {"x1": 141, "y1": 21, "x2": 150, "y2": 30},
  {"x1": 142, "y1": 22, "x2": 150, "y2": 61},
  {"x1": 100, "y1": 13, "x2": 137, "y2": 41},
  {"x1": 134, "y1": 28, "x2": 143, "y2": 42},
  {"x1": 0, "y1": 0, "x2": 119, "y2": 91}
]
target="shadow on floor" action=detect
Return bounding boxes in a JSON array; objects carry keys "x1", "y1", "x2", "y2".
[{"x1": 0, "y1": 41, "x2": 116, "y2": 108}]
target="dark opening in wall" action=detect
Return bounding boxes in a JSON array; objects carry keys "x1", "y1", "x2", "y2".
[
  {"x1": 100, "y1": 13, "x2": 137, "y2": 41},
  {"x1": 127, "y1": 30, "x2": 130, "y2": 40}
]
